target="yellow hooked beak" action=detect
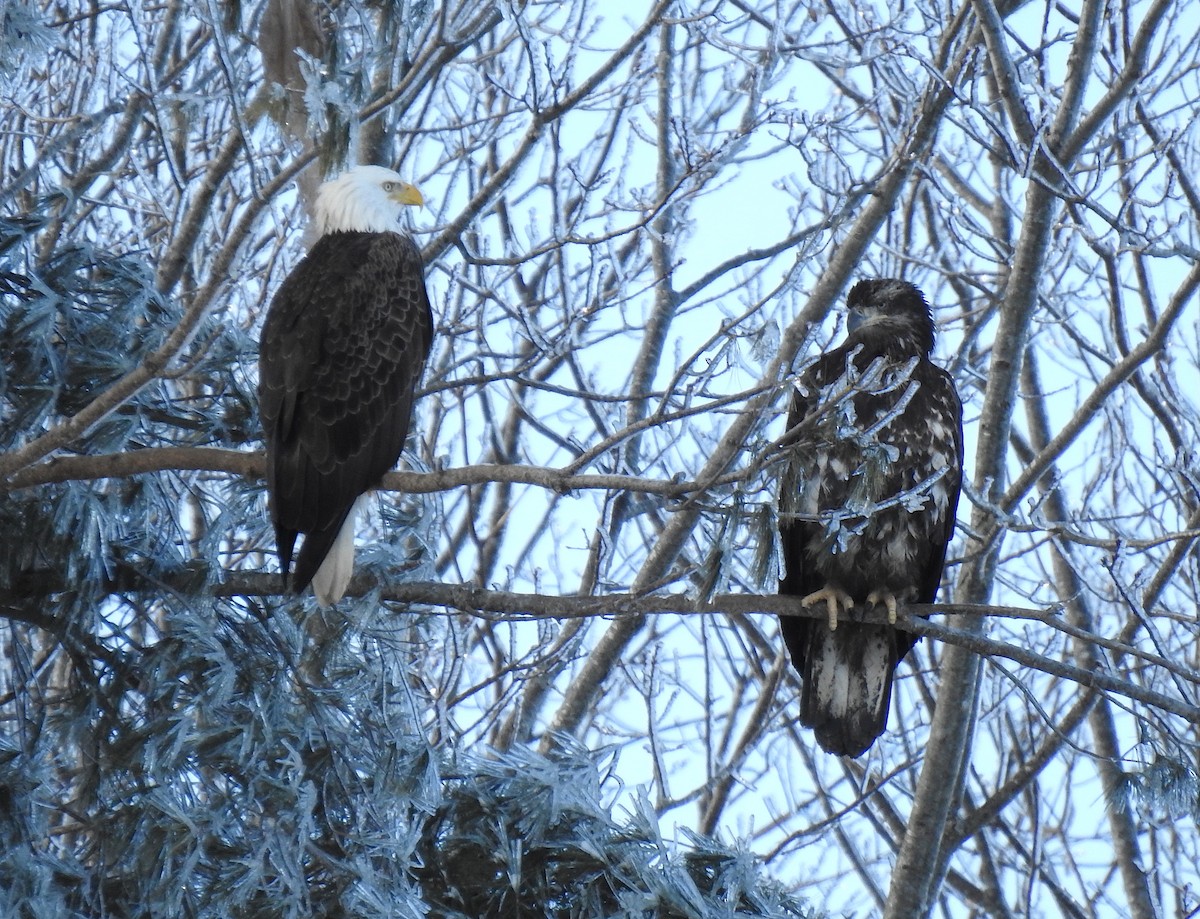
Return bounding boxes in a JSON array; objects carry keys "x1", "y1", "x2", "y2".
[{"x1": 388, "y1": 181, "x2": 424, "y2": 207}]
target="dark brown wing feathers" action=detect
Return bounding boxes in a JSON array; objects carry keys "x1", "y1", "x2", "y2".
[
  {"x1": 778, "y1": 305, "x2": 963, "y2": 756},
  {"x1": 259, "y1": 230, "x2": 433, "y2": 592}
]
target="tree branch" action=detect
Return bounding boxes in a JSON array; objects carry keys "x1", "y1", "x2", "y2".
[{"x1": 6, "y1": 576, "x2": 1195, "y2": 723}]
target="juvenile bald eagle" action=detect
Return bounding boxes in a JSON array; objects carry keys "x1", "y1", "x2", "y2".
[
  {"x1": 778, "y1": 279, "x2": 963, "y2": 756},
  {"x1": 259, "y1": 165, "x2": 433, "y2": 605}
]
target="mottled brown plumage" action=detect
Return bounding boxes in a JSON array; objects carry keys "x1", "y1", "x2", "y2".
[{"x1": 778, "y1": 279, "x2": 963, "y2": 756}]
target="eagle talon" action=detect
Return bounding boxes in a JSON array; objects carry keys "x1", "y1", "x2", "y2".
[
  {"x1": 801, "y1": 586, "x2": 855, "y2": 631},
  {"x1": 867, "y1": 589, "x2": 900, "y2": 624}
]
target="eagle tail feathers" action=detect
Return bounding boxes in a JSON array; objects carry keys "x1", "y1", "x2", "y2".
[
  {"x1": 311, "y1": 517, "x2": 356, "y2": 606},
  {"x1": 289, "y1": 497, "x2": 364, "y2": 605},
  {"x1": 798, "y1": 622, "x2": 897, "y2": 757}
]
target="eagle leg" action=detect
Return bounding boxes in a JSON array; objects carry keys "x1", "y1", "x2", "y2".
[
  {"x1": 801, "y1": 585, "x2": 855, "y2": 631},
  {"x1": 866, "y1": 589, "x2": 899, "y2": 624}
]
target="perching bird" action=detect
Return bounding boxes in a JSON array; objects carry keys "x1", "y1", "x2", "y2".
[
  {"x1": 778, "y1": 279, "x2": 963, "y2": 756},
  {"x1": 258, "y1": 165, "x2": 433, "y2": 605}
]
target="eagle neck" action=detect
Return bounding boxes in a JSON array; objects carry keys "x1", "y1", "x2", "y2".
[
  {"x1": 314, "y1": 189, "x2": 402, "y2": 235},
  {"x1": 848, "y1": 321, "x2": 933, "y2": 362}
]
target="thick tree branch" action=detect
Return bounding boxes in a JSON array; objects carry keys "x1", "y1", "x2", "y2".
[
  {"x1": 2, "y1": 448, "x2": 706, "y2": 498},
  {"x1": 6, "y1": 577, "x2": 1195, "y2": 723}
]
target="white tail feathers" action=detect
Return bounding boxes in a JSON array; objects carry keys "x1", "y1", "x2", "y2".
[{"x1": 311, "y1": 498, "x2": 364, "y2": 606}]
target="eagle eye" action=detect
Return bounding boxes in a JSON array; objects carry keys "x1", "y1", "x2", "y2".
[{"x1": 383, "y1": 181, "x2": 397, "y2": 192}]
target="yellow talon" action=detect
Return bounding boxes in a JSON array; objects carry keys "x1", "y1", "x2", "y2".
[
  {"x1": 801, "y1": 585, "x2": 855, "y2": 631},
  {"x1": 867, "y1": 589, "x2": 899, "y2": 624}
]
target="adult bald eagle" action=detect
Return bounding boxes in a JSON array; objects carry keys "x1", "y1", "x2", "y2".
[
  {"x1": 778, "y1": 279, "x2": 963, "y2": 756},
  {"x1": 259, "y1": 165, "x2": 433, "y2": 605}
]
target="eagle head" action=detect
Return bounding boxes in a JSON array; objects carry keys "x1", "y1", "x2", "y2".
[
  {"x1": 845, "y1": 278, "x2": 935, "y2": 355},
  {"x1": 314, "y1": 165, "x2": 425, "y2": 236}
]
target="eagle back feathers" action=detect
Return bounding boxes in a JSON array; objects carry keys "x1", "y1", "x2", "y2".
[{"x1": 259, "y1": 230, "x2": 433, "y2": 593}]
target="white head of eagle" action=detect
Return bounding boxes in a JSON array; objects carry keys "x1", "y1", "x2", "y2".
[
  {"x1": 258, "y1": 165, "x2": 434, "y2": 606},
  {"x1": 314, "y1": 164, "x2": 425, "y2": 235}
]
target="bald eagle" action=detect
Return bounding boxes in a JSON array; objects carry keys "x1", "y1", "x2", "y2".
[
  {"x1": 259, "y1": 165, "x2": 433, "y2": 605},
  {"x1": 778, "y1": 279, "x2": 963, "y2": 756}
]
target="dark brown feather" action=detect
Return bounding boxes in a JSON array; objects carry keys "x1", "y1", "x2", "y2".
[
  {"x1": 259, "y1": 230, "x2": 433, "y2": 593},
  {"x1": 778, "y1": 279, "x2": 963, "y2": 756}
]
